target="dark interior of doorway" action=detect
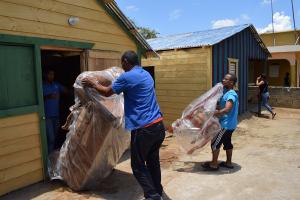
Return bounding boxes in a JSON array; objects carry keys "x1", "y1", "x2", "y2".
[
  {"x1": 41, "y1": 50, "x2": 81, "y2": 150},
  {"x1": 248, "y1": 59, "x2": 266, "y2": 85},
  {"x1": 143, "y1": 66, "x2": 155, "y2": 87}
]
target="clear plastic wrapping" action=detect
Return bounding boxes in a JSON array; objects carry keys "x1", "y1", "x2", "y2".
[
  {"x1": 171, "y1": 83, "x2": 223, "y2": 154},
  {"x1": 48, "y1": 67, "x2": 130, "y2": 191}
]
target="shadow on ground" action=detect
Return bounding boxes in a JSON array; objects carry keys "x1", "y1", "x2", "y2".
[
  {"x1": 1, "y1": 151, "x2": 173, "y2": 200},
  {"x1": 1, "y1": 170, "x2": 142, "y2": 200},
  {"x1": 172, "y1": 160, "x2": 241, "y2": 175}
]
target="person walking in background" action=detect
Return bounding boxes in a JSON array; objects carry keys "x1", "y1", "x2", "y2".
[
  {"x1": 82, "y1": 51, "x2": 165, "y2": 200},
  {"x1": 256, "y1": 74, "x2": 276, "y2": 119},
  {"x1": 283, "y1": 72, "x2": 291, "y2": 87}
]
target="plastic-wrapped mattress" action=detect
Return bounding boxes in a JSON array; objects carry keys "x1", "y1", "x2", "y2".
[{"x1": 48, "y1": 67, "x2": 130, "y2": 190}]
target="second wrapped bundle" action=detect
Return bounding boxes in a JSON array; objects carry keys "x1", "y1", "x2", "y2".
[{"x1": 172, "y1": 83, "x2": 223, "y2": 154}]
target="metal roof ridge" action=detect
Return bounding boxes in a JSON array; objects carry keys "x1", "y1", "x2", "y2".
[{"x1": 147, "y1": 24, "x2": 251, "y2": 41}]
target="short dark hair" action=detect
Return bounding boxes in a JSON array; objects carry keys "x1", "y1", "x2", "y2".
[
  {"x1": 228, "y1": 73, "x2": 237, "y2": 85},
  {"x1": 121, "y1": 50, "x2": 140, "y2": 66},
  {"x1": 260, "y1": 73, "x2": 267, "y2": 80},
  {"x1": 45, "y1": 68, "x2": 54, "y2": 74}
]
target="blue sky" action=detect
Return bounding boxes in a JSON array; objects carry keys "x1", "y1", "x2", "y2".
[{"x1": 115, "y1": 0, "x2": 300, "y2": 36}]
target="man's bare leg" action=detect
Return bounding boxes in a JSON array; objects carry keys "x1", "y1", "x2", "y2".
[
  {"x1": 225, "y1": 149, "x2": 233, "y2": 166},
  {"x1": 210, "y1": 149, "x2": 220, "y2": 168}
]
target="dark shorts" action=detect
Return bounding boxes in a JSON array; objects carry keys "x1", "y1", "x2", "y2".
[{"x1": 211, "y1": 128, "x2": 235, "y2": 151}]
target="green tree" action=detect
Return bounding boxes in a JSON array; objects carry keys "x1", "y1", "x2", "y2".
[
  {"x1": 130, "y1": 19, "x2": 159, "y2": 39},
  {"x1": 137, "y1": 27, "x2": 159, "y2": 39}
]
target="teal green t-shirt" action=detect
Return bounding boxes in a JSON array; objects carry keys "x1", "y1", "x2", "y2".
[{"x1": 219, "y1": 89, "x2": 239, "y2": 130}]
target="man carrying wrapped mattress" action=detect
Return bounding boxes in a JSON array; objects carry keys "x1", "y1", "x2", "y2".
[
  {"x1": 170, "y1": 74, "x2": 238, "y2": 171},
  {"x1": 202, "y1": 73, "x2": 239, "y2": 171},
  {"x1": 82, "y1": 50, "x2": 165, "y2": 200}
]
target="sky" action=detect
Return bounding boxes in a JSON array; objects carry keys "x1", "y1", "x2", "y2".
[{"x1": 115, "y1": 0, "x2": 300, "y2": 37}]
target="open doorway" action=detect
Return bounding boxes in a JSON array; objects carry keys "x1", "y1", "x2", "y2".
[
  {"x1": 41, "y1": 49, "x2": 81, "y2": 151},
  {"x1": 248, "y1": 59, "x2": 266, "y2": 85},
  {"x1": 143, "y1": 66, "x2": 155, "y2": 87}
]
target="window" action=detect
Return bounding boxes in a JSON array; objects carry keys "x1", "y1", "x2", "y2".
[
  {"x1": 0, "y1": 45, "x2": 37, "y2": 110},
  {"x1": 269, "y1": 64, "x2": 280, "y2": 78},
  {"x1": 228, "y1": 58, "x2": 239, "y2": 89}
]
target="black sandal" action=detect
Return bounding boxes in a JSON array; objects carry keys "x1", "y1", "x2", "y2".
[
  {"x1": 219, "y1": 161, "x2": 234, "y2": 169},
  {"x1": 201, "y1": 162, "x2": 219, "y2": 171}
]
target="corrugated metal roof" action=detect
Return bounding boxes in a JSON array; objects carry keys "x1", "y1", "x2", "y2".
[{"x1": 147, "y1": 24, "x2": 252, "y2": 51}]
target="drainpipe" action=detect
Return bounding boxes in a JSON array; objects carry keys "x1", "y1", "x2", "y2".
[
  {"x1": 271, "y1": 0, "x2": 276, "y2": 46},
  {"x1": 291, "y1": 0, "x2": 298, "y2": 43}
]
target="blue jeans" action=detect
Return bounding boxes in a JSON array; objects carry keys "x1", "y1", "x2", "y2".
[
  {"x1": 46, "y1": 117, "x2": 60, "y2": 153},
  {"x1": 258, "y1": 92, "x2": 273, "y2": 114}
]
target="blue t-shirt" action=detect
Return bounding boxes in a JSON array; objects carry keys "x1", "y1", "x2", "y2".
[
  {"x1": 219, "y1": 89, "x2": 239, "y2": 130},
  {"x1": 112, "y1": 66, "x2": 162, "y2": 131},
  {"x1": 43, "y1": 81, "x2": 63, "y2": 118}
]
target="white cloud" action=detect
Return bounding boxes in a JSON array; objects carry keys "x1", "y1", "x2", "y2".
[
  {"x1": 261, "y1": 0, "x2": 271, "y2": 4},
  {"x1": 211, "y1": 19, "x2": 239, "y2": 29},
  {"x1": 261, "y1": 0, "x2": 277, "y2": 5},
  {"x1": 169, "y1": 9, "x2": 182, "y2": 21},
  {"x1": 125, "y1": 5, "x2": 139, "y2": 12},
  {"x1": 241, "y1": 14, "x2": 251, "y2": 21},
  {"x1": 257, "y1": 12, "x2": 292, "y2": 33}
]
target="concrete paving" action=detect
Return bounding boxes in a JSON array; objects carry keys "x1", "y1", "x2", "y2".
[{"x1": 1, "y1": 107, "x2": 300, "y2": 200}]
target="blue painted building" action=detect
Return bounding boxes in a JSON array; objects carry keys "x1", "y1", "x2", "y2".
[{"x1": 144, "y1": 24, "x2": 270, "y2": 123}]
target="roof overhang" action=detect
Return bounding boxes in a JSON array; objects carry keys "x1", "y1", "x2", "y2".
[
  {"x1": 248, "y1": 25, "x2": 271, "y2": 57},
  {"x1": 267, "y1": 45, "x2": 300, "y2": 53},
  {"x1": 100, "y1": 0, "x2": 157, "y2": 57}
]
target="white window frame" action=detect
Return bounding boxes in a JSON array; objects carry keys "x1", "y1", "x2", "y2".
[{"x1": 228, "y1": 58, "x2": 239, "y2": 90}]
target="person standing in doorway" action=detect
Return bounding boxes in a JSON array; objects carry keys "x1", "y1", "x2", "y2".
[
  {"x1": 43, "y1": 69, "x2": 65, "y2": 154},
  {"x1": 256, "y1": 74, "x2": 276, "y2": 119},
  {"x1": 202, "y1": 73, "x2": 239, "y2": 170},
  {"x1": 82, "y1": 51, "x2": 165, "y2": 200},
  {"x1": 283, "y1": 72, "x2": 291, "y2": 87}
]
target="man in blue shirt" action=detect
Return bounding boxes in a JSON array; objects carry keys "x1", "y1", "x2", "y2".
[
  {"x1": 43, "y1": 69, "x2": 64, "y2": 154},
  {"x1": 82, "y1": 51, "x2": 165, "y2": 200},
  {"x1": 202, "y1": 73, "x2": 239, "y2": 170}
]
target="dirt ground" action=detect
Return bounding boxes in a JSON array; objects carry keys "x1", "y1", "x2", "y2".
[{"x1": 1, "y1": 107, "x2": 300, "y2": 200}]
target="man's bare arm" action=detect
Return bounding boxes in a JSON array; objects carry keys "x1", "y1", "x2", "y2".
[
  {"x1": 214, "y1": 100, "x2": 233, "y2": 117},
  {"x1": 81, "y1": 77, "x2": 114, "y2": 97}
]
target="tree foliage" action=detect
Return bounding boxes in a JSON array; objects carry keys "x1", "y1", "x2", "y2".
[
  {"x1": 130, "y1": 19, "x2": 159, "y2": 39},
  {"x1": 137, "y1": 27, "x2": 159, "y2": 39}
]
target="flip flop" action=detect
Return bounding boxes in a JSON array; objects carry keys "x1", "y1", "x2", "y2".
[
  {"x1": 201, "y1": 162, "x2": 210, "y2": 168},
  {"x1": 219, "y1": 161, "x2": 234, "y2": 169},
  {"x1": 272, "y1": 113, "x2": 276, "y2": 120},
  {"x1": 201, "y1": 162, "x2": 219, "y2": 171}
]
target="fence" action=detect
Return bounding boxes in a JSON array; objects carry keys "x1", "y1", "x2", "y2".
[{"x1": 248, "y1": 86, "x2": 300, "y2": 108}]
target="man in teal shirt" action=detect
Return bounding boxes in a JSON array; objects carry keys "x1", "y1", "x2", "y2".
[{"x1": 202, "y1": 73, "x2": 239, "y2": 170}]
